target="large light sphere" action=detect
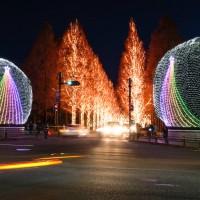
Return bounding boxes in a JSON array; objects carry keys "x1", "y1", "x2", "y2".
[
  {"x1": 0, "y1": 58, "x2": 32, "y2": 125},
  {"x1": 153, "y1": 37, "x2": 200, "y2": 127}
]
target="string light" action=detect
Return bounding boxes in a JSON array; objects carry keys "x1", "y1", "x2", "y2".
[
  {"x1": 0, "y1": 58, "x2": 32, "y2": 124},
  {"x1": 154, "y1": 37, "x2": 200, "y2": 127}
]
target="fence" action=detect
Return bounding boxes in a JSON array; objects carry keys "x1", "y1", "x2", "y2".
[
  {"x1": 131, "y1": 133, "x2": 200, "y2": 149},
  {"x1": 0, "y1": 126, "x2": 67, "y2": 139},
  {"x1": 0, "y1": 127, "x2": 25, "y2": 139}
]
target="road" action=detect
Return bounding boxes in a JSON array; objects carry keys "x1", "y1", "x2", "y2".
[{"x1": 0, "y1": 136, "x2": 199, "y2": 200}]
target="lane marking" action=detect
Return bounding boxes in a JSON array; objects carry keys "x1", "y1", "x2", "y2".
[
  {"x1": 155, "y1": 183, "x2": 180, "y2": 187},
  {"x1": 37, "y1": 155, "x2": 84, "y2": 160},
  {"x1": 16, "y1": 148, "x2": 31, "y2": 151}
]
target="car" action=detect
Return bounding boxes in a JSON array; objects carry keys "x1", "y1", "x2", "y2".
[
  {"x1": 58, "y1": 124, "x2": 89, "y2": 137},
  {"x1": 97, "y1": 122, "x2": 126, "y2": 139}
]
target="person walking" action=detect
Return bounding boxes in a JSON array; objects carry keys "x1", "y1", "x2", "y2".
[
  {"x1": 44, "y1": 122, "x2": 49, "y2": 139},
  {"x1": 28, "y1": 121, "x2": 33, "y2": 134},
  {"x1": 148, "y1": 124, "x2": 154, "y2": 138},
  {"x1": 162, "y1": 124, "x2": 169, "y2": 144}
]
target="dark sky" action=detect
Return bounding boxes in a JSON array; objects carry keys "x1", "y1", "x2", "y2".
[{"x1": 0, "y1": 0, "x2": 200, "y2": 86}]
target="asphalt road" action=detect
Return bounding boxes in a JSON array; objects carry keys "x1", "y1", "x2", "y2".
[{"x1": 0, "y1": 137, "x2": 199, "y2": 200}]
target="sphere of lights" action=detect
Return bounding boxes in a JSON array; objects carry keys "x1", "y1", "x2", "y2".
[
  {"x1": 0, "y1": 58, "x2": 32, "y2": 124},
  {"x1": 153, "y1": 37, "x2": 200, "y2": 127}
]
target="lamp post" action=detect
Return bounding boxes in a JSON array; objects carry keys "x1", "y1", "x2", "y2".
[{"x1": 57, "y1": 72, "x2": 80, "y2": 126}]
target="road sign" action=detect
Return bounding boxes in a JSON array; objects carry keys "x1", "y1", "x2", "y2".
[
  {"x1": 56, "y1": 97, "x2": 60, "y2": 103},
  {"x1": 56, "y1": 90, "x2": 60, "y2": 97}
]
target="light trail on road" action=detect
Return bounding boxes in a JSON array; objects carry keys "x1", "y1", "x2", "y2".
[
  {"x1": 37, "y1": 155, "x2": 84, "y2": 160},
  {"x1": 0, "y1": 154, "x2": 83, "y2": 170},
  {"x1": 0, "y1": 159, "x2": 62, "y2": 170}
]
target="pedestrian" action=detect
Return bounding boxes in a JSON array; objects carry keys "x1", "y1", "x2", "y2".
[
  {"x1": 153, "y1": 124, "x2": 158, "y2": 137},
  {"x1": 162, "y1": 124, "x2": 169, "y2": 144},
  {"x1": 28, "y1": 121, "x2": 33, "y2": 134},
  {"x1": 148, "y1": 124, "x2": 154, "y2": 138},
  {"x1": 44, "y1": 122, "x2": 49, "y2": 139}
]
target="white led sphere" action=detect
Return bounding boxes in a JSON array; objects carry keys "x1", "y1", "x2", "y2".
[
  {"x1": 153, "y1": 37, "x2": 200, "y2": 127},
  {"x1": 0, "y1": 58, "x2": 32, "y2": 124}
]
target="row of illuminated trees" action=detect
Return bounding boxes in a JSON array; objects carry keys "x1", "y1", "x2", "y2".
[
  {"x1": 22, "y1": 20, "x2": 120, "y2": 129},
  {"x1": 22, "y1": 15, "x2": 183, "y2": 129}
]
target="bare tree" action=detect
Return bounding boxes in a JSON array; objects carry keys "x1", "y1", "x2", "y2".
[
  {"x1": 22, "y1": 23, "x2": 58, "y2": 122},
  {"x1": 145, "y1": 15, "x2": 183, "y2": 122}
]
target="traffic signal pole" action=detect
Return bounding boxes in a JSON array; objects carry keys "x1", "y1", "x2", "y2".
[
  {"x1": 128, "y1": 78, "x2": 132, "y2": 138},
  {"x1": 57, "y1": 72, "x2": 80, "y2": 127},
  {"x1": 58, "y1": 72, "x2": 62, "y2": 126}
]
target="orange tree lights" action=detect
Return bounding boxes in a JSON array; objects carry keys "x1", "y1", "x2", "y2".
[
  {"x1": 57, "y1": 20, "x2": 120, "y2": 128},
  {"x1": 116, "y1": 18, "x2": 146, "y2": 126}
]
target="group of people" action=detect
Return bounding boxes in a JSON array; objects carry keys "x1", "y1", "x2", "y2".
[
  {"x1": 147, "y1": 124, "x2": 157, "y2": 138},
  {"x1": 146, "y1": 123, "x2": 168, "y2": 143},
  {"x1": 28, "y1": 120, "x2": 49, "y2": 139}
]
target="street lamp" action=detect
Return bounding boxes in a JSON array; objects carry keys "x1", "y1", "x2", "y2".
[{"x1": 57, "y1": 72, "x2": 80, "y2": 126}]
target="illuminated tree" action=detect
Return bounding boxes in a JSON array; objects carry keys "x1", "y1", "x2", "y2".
[
  {"x1": 116, "y1": 18, "x2": 146, "y2": 125},
  {"x1": 92, "y1": 56, "x2": 120, "y2": 128},
  {"x1": 0, "y1": 58, "x2": 32, "y2": 124},
  {"x1": 145, "y1": 15, "x2": 183, "y2": 121},
  {"x1": 57, "y1": 19, "x2": 120, "y2": 128},
  {"x1": 57, "y1": 20, "x2": 95, "y2": 125},
  {"x1": 22, "y1": 23, "x2": 58, "y2": 122},
  {"x1": 23, "y1": 20, "x2": 120, "y2": 127}
]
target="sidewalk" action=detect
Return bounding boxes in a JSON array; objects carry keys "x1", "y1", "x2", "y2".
[{"x1": 1, "y1": 130, "x2": 199, "y2": 149}]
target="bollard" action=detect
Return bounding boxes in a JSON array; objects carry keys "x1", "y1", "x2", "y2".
[
  {"x1": 183, "y1": 136, "x2": 185, "y2": 147},
  {"x1": 44, "y1": 128, "x2": 48, "y2": 139},
  {"x1": 4, "y1": 128, "x2": 7, "y2": 139},
  {"x1": 148, "y1": 135, "x2": 150, "y2": 143},
  {"x1": 155, "y1": 135, "x2": 157, "y2": 143},
  {"x1": 45, "y1": 130, "x2": 48, "y2": 139}
]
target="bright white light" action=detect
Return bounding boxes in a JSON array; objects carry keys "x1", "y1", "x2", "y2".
[{"x1": 4, "y1": 66, "x2": 10, "y2": 71}]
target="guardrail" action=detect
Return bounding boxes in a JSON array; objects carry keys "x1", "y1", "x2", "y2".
[
  {"x1": 0, "y1": 127, "x2": 25, "y2": 139},
  {"x1": 131, "y1": 133, "x2": 200, "y2": 149}
]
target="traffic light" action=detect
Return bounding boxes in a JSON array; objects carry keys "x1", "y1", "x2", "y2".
[{"x1": 66, "y1": 80, "x2": 80, "y2": 86}]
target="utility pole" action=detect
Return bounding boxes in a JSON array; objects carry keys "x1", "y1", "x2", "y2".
[
  {"x1": 58, "y1": 72, "x2": 62, "y2": 126},
  {"x1": 128, "y1": 78, "x2": 132, "y2": 138}
]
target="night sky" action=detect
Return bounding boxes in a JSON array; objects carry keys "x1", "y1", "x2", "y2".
[{"x1": 0, "y1": 0, "x2": 200, "y2": 86}]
